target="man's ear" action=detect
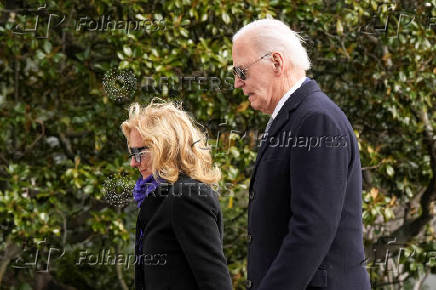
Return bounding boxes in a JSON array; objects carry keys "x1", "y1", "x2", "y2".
[
  {"x1": 273, "y1": 61, "x2": 280, "y2": 71},
  {"x1": 272, "y1": 52, "x2": 284, "y2": 73}
]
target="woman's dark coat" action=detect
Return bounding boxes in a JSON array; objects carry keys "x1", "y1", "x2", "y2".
[{"x1": 135, "y1": 174, "x2": 232, "y2": 290}]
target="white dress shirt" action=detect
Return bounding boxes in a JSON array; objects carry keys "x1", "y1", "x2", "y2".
[
  {"x1": 271, "y1": 76, "x2": 307, "y2": 120},
  {"x1": 264, "y1": 76, "x2": 307, "y2": 134}
]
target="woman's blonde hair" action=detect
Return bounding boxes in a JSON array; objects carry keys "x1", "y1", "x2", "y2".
[{"x1": 121, "y1": 98, "x2": 221, "y2": 184}]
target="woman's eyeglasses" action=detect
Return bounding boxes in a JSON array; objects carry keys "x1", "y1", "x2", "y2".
[
  {"x1": 128, "y1": 146, "x2": 150, "y2": 163},
  {"x1": 232, "y1": 52, "x2": 271, "y2": 81}
]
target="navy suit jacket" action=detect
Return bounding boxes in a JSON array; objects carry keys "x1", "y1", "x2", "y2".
[{"x1": 247, "y1": 79, "x2": 371, "y2": 289}]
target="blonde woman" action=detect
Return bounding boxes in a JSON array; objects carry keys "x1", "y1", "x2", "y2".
[{"x1": 121, "y1": 100, "x2": 232, "y2": 290}]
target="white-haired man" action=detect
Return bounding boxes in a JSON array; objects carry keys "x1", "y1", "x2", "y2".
[{"x1": 232, "y1": 19, "x2": 371, "y2": 289}]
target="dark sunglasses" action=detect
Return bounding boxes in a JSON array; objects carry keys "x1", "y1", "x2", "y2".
[
  {"x1": 128, "y1": 146, "x2": 150, "y2": 163},
  {"x1": 232, "y1": 52, "x2": 272, "y2": 81}
]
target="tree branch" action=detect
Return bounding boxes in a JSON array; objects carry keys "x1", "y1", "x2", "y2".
[
  {"x1": 0, "y1": 238, "x2": 21, "y2": 287},
  {"x1": 116, "y1": 245, "x2": 128, "y2": 290},
  {"x1": 376, "y1": 106, "x2": 436, "y2": 244},
  {"x1": 413, "y1": 268, "x2": 429, "y2": 290}
]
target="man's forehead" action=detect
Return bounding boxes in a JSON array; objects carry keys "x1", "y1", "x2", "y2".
[{"x1": 232, "y1": 39, "x2": 255, "y2": 65}]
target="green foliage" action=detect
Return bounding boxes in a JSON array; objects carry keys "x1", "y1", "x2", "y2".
[{"x1": 0, "y1": 0, "x2": 435, "y2": 289}]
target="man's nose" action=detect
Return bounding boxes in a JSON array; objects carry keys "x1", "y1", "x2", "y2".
[{"x1": 234, "y1": 76, "x2": 244, "y2": 89}]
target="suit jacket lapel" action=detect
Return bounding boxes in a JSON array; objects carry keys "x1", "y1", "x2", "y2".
[
  {"x1": 253, "y1": 111, "x2": 289, "y2": 168},
  {"x1": 249, "y1": 80, "x2": 321, "y2": 191}
]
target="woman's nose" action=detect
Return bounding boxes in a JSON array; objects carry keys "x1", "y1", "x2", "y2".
[{"x1": 130, "y1": 156, "x2": 138, "y2": 168}]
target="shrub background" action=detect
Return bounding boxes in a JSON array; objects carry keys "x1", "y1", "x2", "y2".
[{"x1": 0, "y1": 0, "x2": 435, "y2": 289}]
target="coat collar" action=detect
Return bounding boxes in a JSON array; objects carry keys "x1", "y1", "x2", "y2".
[
  {"x1": 249, "y1": 79, "x2": 322, "y2": 192},
  {"x1": 267, "y1": 79, "x2": 321, "y2": 137}
]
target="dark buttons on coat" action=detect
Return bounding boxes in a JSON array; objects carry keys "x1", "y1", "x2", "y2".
[
  {"x1": 246, "y1": 279, "x2": 252, "y2": 288},
  {"x1": 249, "y1": 190, "x2": 255, "y2": 200}
]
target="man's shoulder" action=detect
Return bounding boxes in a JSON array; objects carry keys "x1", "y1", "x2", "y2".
[
  {"x1": 296, "y1": 84, "x2": 349, "y2": 124},
  {"x1": 299, "y1": 82, "x2": 337, "y2": 110},
  {"x1": 280, "y1": 79, "x2": 330, "y2": 116}
]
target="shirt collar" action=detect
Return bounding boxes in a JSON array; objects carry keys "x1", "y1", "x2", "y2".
[{"x1": 271, "y1": 76, "x2": 308, "y2": 120}]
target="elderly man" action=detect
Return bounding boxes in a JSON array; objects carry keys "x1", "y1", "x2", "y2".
[{"x1": 232, "y1": 19, "x2": 371, "y2": 289}]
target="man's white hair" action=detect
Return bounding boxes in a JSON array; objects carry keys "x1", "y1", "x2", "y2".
[{"x1": 232, "y1": 19, "x2": 311, "y2": 72}]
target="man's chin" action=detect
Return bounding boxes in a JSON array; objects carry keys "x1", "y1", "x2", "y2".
[
  {"x1": 249, "y1": 96, "x2": 264, "y2": 111},
  {"x1": 249, "y1": 101, "x2": 263, "y2": 112},
  {"x1": 249, "y1": 100, "x2": 258, "y2": 110}
]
